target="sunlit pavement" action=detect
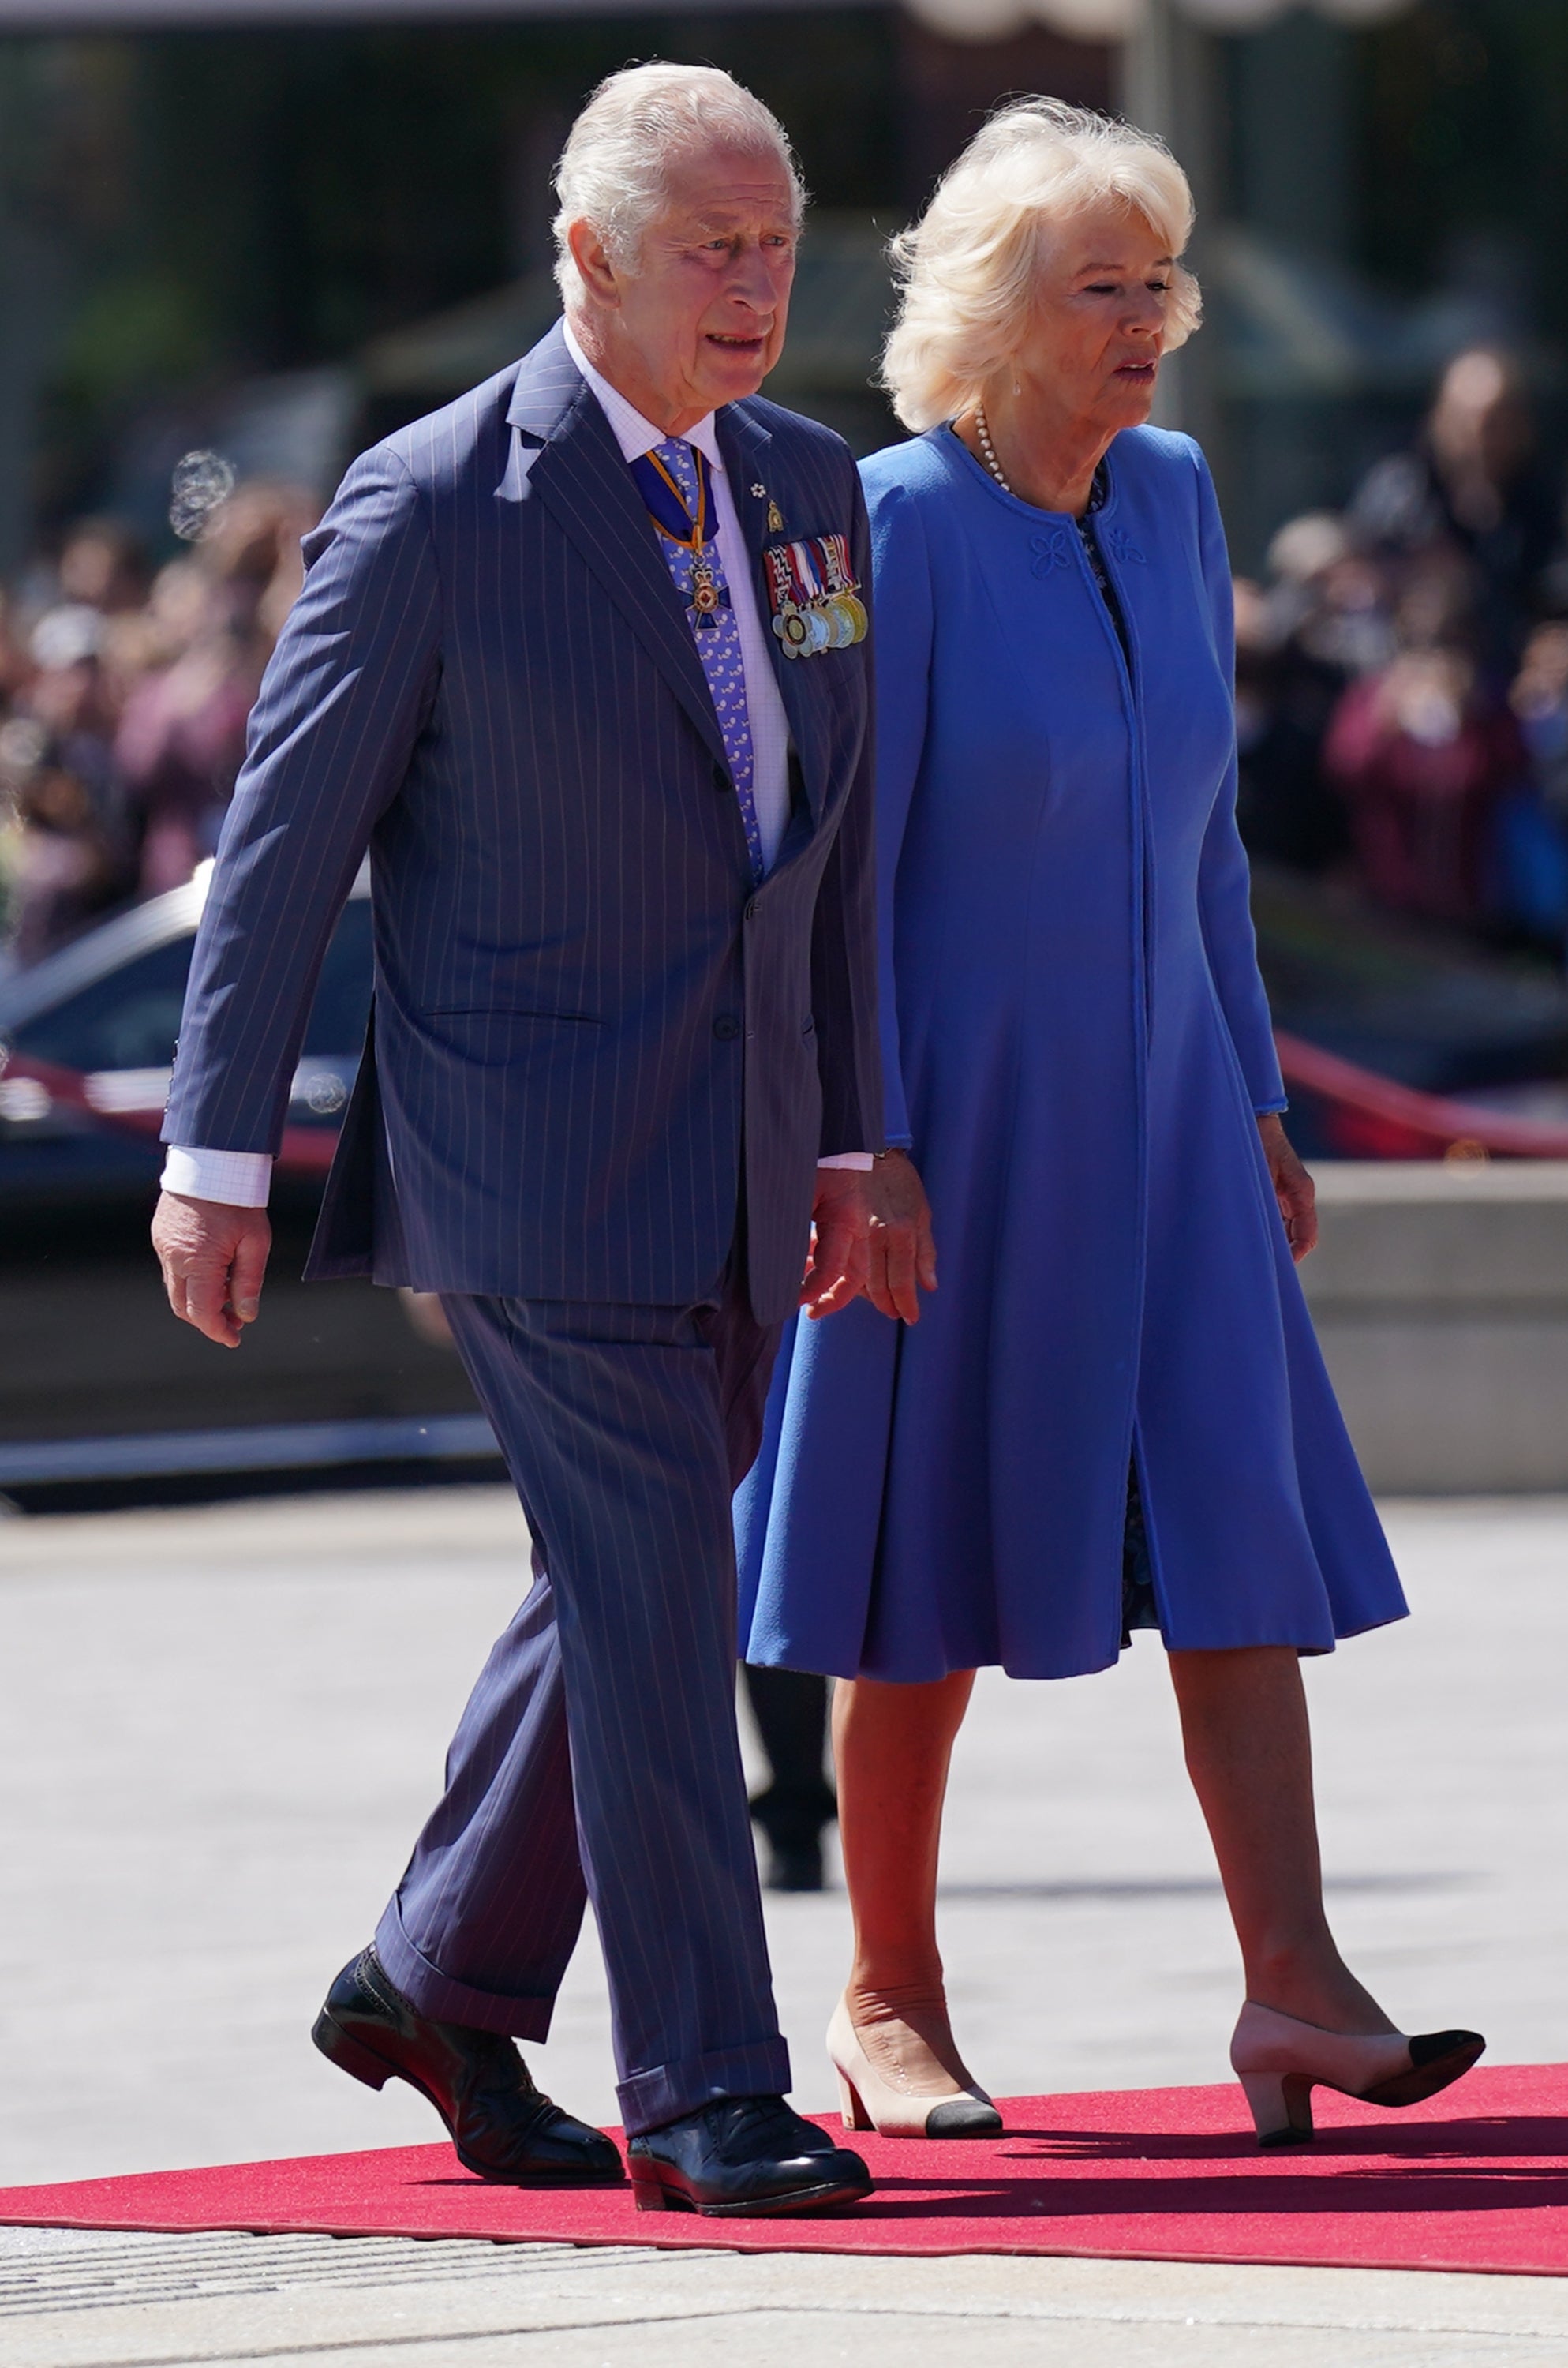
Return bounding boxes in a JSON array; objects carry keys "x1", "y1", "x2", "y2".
[{"x1": 0, "y1": 1486, "x2": 1564, "y2": 2363}]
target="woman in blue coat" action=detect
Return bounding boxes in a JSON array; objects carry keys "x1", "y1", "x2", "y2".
[{"x1": 736, "y1": 99, "x2": 1482, "y2": 2149}]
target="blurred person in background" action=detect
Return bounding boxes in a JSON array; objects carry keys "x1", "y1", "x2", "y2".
[
  {"x1": 1324, "y1": 553, "x2": 1526, "y2": 931},
  {"x1": 1499, "y1": 619, "x2": 1568, "y2": 949},
  {"x1": 0, "y1": 716, "x2": 127, "y2": 967},
  {"x1": 1349, "y1": 347, "x2": 1566, "y2": 682},
  {"x1": 0, "y1": 599, "x2": 133, "y2": 962},
  {"x1": 114, "y1": 483, "x2": 316, "y2": 897},
  {"x1": 0, "y1": 588, "x2": 36, "y2": 706},
  {"x1": 54, "y1": 516, "x2": 150, "y2": 622},
  {"x1": 1232, "y1": 513, "x2": 1366, "y2": 877},
  {"x1": 1264, "y1": 511, "x2": 1394, "y2": 684},
  {"x1": 0, "y1": 484, "x2": 317, "y2": 960}
]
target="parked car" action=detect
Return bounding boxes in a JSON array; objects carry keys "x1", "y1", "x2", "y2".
[
  {"x1": 0, "y1": 868, "x2": 498, "y2": 1504},
  {"x1": 0, "y1": 864, "x2": 371, "y2": 1215}
]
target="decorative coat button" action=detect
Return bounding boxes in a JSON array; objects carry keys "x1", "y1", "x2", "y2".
[
  {"x1": 745, "y1": 897, "x2": 759, "y2": 920},
  {"x1": 712, "y1": 761, "x2": 732, "y2": 792},
  {"x1": 713, "y1": 1014, "x2": 741, "y2": 1040}
]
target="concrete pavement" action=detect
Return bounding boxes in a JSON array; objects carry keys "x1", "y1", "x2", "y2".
[
  {"x1": 0, "y1": 1484, "x2": 1563, "y2": 2362},
  {"x1": 3, "y1": 2231, "x2": 1568, "y2": 2366}
]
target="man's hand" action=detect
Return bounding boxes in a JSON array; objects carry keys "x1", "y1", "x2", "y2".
[
  {"x1": 152, "y1": 1191, "x2": 273, "y2": 1347},
  {"x1": 799, "y1": 1152, "x2": 938, "y2": 1325},
  {"x1": 1257, "y1": 1113, "x2": 1317, "y2": 1263},
  {"x1": 799, "y1": 1167, "x2": 872, "y2": 1321}
]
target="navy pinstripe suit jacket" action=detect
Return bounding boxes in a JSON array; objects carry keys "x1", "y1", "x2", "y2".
[{"x1": 162, "y1": 323, "x2": 882, "y2": 1323}]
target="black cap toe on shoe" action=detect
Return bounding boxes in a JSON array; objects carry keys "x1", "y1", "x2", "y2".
[
  {"x1": 1362, "y1": 2029, "x2": 1487, "y2": 2111},
  {"x1": 925, "y1": 2095, "x2": 1004, "y2": 2138}
]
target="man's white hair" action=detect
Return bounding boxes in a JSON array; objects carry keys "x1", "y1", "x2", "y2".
[
  {"x1": 881, "y1": 98, "x2": 1203, "y2": 433},
  {"x1": 553, "y1": 62, "x2": 805, "y2": 305}
]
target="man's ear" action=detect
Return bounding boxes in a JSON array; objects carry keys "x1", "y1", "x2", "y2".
[{"x1": 567, "y1": 218, "x2": 619, "y2": 308}]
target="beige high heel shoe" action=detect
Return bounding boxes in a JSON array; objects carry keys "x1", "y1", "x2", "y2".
[
  {"x1": 827, "y1": 1996, "x2": 1002, "y2": 2139},
  {"x1": 1231, "y1": 1999, "x2": 1485, "y2": 2149}
]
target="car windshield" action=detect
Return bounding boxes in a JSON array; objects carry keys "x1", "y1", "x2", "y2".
[{"x1": 9, "y1": 899, "x2": 373, "y2": 1073}]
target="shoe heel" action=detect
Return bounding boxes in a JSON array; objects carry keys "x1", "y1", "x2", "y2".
[
  {"x1": 836, "y1": 2070, "x2": 872, "y2": 2132},
  {"x1": 629, "y1": 2168, "x2": 683, "y2": 2213},
  {"x1": 1238, "y1": 2069, "x2": 1314, "y2": 2149},
  {"x1": 312, "y1": 2010, "x2": 393, "y2": 2093}
]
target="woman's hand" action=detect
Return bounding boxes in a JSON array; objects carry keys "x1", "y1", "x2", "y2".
[
  {"x1": 1258, "y1": 1114, "x2": 1317, "y2": 1262},
  {"x1": 865, "y1": 1149, "x2": 939, "y2": 1323}
]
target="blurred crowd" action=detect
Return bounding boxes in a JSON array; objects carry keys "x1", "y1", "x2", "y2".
[
  {"x1": 0, "y1": 483, "x2": 318, "y2": 971},
  {"x1": 6, "y1": 343, "x2": 1568, "y2": 976},
  {"x1": 1237, "y1": 347, "x2": 1568, "y2": 950}
]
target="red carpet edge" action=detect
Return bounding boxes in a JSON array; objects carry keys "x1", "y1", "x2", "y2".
[{"x1": 0, "y1": 2064, "x2": 1564, "y2": 2277}]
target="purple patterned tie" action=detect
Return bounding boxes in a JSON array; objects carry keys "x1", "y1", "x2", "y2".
[{"x1": 638, "y1": 438, "x2": 765, "y2": 884}]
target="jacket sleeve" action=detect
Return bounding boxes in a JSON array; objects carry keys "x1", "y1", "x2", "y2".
[
  {"x1": 162, "y1": 445, "x2": 441, "y2": 1155},
  {"x1": 810, "y1": 456, "x2": 885, "y2": 1159},
  {"x1": 1190, "y1": 444, "x2": 1287, "y2": 1118},
  {"x1": 857, "y1": 471, "x2": 934, "y2": 1148}
]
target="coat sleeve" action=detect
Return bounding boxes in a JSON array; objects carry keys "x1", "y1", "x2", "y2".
[
  {"x1": 810, "y1": 456, "x2": 885, "y2": 1158},
  {"x1": 162, "y1": 445, "x2": 441, "y2": 1155},
  {"x1": 857, "y1": 470, "x2": 935, "y2": 1149},
  {"x1": 1189, "y1": 444, "x2": 1287, "y2": 1118}
]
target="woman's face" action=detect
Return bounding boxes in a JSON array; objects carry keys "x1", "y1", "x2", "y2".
[{"x1": 1009, "y1": 203, "x2": 1174, "y2": 434}]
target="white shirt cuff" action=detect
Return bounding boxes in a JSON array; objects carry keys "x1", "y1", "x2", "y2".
[
  {"x1": 161, "y1": 1146, "x2": 275, "y2": 1207},
  {"x1": 818, "y1": 1152, "x2": 875, "y2": 1171}
]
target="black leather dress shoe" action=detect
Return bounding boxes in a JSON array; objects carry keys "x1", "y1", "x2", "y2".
[
  {"x1": 627, "y1": 2094, "x2": 872, "y2": 2216},
  {"x1": 761, "y1": 1834, "x2": 826, "y2": 1893},
  {"x1": 312, "y1": 1946, "x2": 622, "y2": 2186}
]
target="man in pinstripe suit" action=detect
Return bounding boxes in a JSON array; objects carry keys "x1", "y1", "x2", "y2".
[{"x1": 151, "y1": 66, "x2": 930, "y2": 2216}]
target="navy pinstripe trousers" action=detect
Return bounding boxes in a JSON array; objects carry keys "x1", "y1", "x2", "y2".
[{"x1": 373, "y1": 1247, "x2": 788, "y2": 2135}]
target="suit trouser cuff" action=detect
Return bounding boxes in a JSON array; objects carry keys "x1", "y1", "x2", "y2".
[
  {"x1": 375, "y1": 1898, "x2": 556, "y2": 2044},
  {"x1": 617, "y1": 2038, "x2": 794, "y2": 2139}
]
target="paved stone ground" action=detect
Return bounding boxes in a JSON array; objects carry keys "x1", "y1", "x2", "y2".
[{"x1": 0, "y1": 1486, "x2": 1563, "y2": 2362}]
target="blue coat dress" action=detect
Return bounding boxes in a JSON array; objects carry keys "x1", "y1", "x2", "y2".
[{"x1": 735, "y1": 424, "x2": 1408, "y2": 1681}]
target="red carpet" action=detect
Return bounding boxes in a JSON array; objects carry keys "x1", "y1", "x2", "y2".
[{"x1": 2, "y1": 2066, "x2": 1567, "y2": 2277}]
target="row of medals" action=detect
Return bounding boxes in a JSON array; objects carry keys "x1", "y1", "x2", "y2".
[
  {"x1": 773, "y1": 590, "x2": 867, "y2": 658},
  {"x1": 689, "y1": 549, "x2": 866, "y2": 658}
]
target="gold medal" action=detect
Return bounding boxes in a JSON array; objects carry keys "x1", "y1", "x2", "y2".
[
  {"x1": 823, "y1": 594, "x2": 865, "y2": 647},
  {"x1": 835, "y1": 592, "x2": 868, "y2": 642}
]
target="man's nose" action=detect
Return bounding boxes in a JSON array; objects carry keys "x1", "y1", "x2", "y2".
[{"x1": 726, "y1": 242, "x2": 780, "y2": 314}]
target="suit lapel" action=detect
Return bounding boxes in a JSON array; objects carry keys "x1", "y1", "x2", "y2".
[
  {"x1": 508, "y1": 327, "x2": 726, "y2": 771},
  {"x1": 717, "y1": 402, "x2": 829, "y2": 829}
]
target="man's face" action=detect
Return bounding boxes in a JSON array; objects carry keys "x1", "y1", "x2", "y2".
[{"x1": 568, "y1": 143, "x2": 798, "y2": 432}]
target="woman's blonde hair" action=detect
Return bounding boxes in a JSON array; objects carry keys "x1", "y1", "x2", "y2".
[{"x1": 881, "y1": 98, "x2": 1202, "y2": 433}]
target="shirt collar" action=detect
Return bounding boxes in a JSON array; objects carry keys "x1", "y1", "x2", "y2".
[{"x1": 561, "y1": 318, "x2": 724, "y2": 474}]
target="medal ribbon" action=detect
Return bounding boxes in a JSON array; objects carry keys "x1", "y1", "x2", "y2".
[{"x1": 629, "y1": 445, "x2": 715, "y2": 552}]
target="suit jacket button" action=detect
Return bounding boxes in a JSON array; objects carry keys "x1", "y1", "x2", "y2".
[
  {"x1": 713, "y1": 1014, "x2": 740, "y2": 1041},
  {"x1": 744, "y1": 897, "x2": 759, "y2": 920},
  {"x1": 713, "y1": 762, "x2": 732, "y2": 792}
]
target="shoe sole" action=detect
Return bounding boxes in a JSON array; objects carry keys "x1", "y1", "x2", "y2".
[
  {"x1": 312, "y1": 2008, "x2": 623, "y2": 2188},
  {"x1": 1249, "y1": 2036, "x2": 1489, "y2": 2150},
  {"x1": 1359, "y1": 2035, "x2": 1488, "y2": 2111},
  {"x1": 629, "y1": 2167, "x2": 872, "y2": 2217}
]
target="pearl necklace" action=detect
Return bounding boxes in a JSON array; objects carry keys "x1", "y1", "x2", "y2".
[{"x1": 973, "y1": 403, "x2": 1012, "y2": 494}]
